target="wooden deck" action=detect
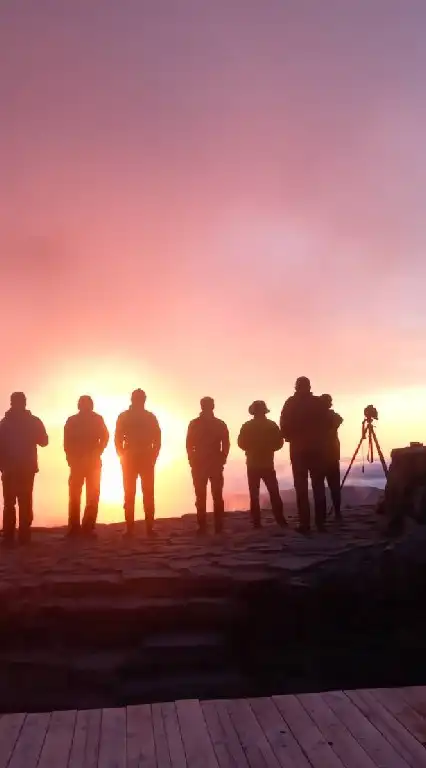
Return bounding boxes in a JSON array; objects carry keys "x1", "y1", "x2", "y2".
[{"x1": 2, "y1": 687, "x2": 426, "y2": 767}]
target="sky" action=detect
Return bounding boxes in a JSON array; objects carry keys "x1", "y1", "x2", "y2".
[{"x1": 1, "y1": 1, "x2": 426, "y2": 524}]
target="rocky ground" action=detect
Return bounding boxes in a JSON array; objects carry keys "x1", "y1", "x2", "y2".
[{"x1": 1, "y1": 506, "x2": 426, "y2": 712}]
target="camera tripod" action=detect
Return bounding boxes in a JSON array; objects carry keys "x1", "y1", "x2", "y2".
[{"x1": 340, "y1": 414, "x2": 388, "y2": 492}]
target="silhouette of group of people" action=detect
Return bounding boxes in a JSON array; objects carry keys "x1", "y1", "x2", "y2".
[{"x1": 0, "y1": 378, "x2": 343, "y2": 546}]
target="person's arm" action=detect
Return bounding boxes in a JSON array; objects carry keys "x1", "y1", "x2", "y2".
[
  {"x1": 114, "y1": 414, "x2": 125, "y2": 457},
  {"x1": 35, "y1": 417, "x2": 49, "y2": 447},
  {"x1": 63, "y1": 418, "x2": 71, "y2": 462},
  {"x1": 332, "y1": 411, "x2": 343, "y2": 430},
  {"x1": 152, "y1": 415, "x2": 161, "y2": 463},
  {"x1": 99, "y1": 417, "x2": 110, "y2": 455},
  {"x1": 221, "y1": 422, "x2": 230, "y2": 464},
  {"x1": 186, "y1": 421, "x2": 195, "y2": 463},
  {"x1": 279, "y1": 399, "x2": 292, "y2": 440},
  {"x1": 273, "y1": 422, "x2": 284, "y2": 452},
  {"x1": 237, "y1": 423, "x2": 248, "y2": 452}
]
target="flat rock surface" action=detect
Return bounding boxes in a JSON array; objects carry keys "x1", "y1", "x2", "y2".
[{"x1": 0, "y1": 506, "x2": 423, "y2": 609}]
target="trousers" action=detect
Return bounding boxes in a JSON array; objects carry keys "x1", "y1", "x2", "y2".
[
  {"x1": 68, "y1": 460, "x2": 101, "y2": 532},
  {"x1": 2, "y1": 469, "x2": 35, "y2": 539},
  {"x1": 291, "y1": 448, "x2": 326, "y2": 529},
  {"x1": 324, "y1": 460, "x2": 341, "y2": 515},
  {"x1": 122, "y1": 461, "x2": 155, "y2": 529},
  {"x1": 247, "y1": 467, "x2": 285, "y2": 527},
  {"x1": 191, "y1": 465, "x2": 224, "y2": 531}
]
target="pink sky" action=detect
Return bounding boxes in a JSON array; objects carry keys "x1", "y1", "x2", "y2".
[{"x1": 1, "y1": 1, "x2": 426, "y2": 524}]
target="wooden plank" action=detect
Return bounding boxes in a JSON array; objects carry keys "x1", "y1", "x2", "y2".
[
  {"x1": 162, "y1": 702, "x2": 187, "y2": 768},
  {"x1": 345, "y1": 690, "x2": 419, "y2": 768},
  {"x1": 226, "y1": 698, "x2": 282, "y2": 768},
  {"x1": 68, "y1": 709, "x2": 103, "y2": 768},
  {"x1": 298, "y1": 693, "x2": 377, "y2": 768},
  {"x1": 152, "y1": 702, "x2": 171, "y2": 768},
  {"x1": 202, "y1": 699, "x2": 249, "y2": 768},
  {"x1": 126, "y1": 704, "x2": 157, "y2": 768},
  {"x1": 37, "y1": 709, "x2": 76, "y2": 768},
  {"x1": 69, "y1": 710, "x2": 91, "y2": 768},
  {"x1": 370, "y1": 688, "x2": 426, "y2": 746},
  {"x1": 273, "y1": 694, "x2": 344, "y2": 768},
  {"x1": 248, "y1": 697, "x2": 311, "y2": 768},
  {"x1": 8, "y1": 712, "x2": 51, "y2": 768},
  {"x1": 0, "y1": 713, "x2": 26, "y2": 768},
  {"x1": 325, "y1": 690, "x2": 412, "y2": 768},
  {"x1": 400, "y1": 688, "x2": 426, "y2": 725},
  {"x1": 98, "y1": 707, "x2": 126, "y2": 768},
  {"x1": 176, "y1": 699, "x2": 219, "y2": 768}
]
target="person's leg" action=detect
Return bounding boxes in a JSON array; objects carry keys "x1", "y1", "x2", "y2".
[
  {"x1": 291, "y1": 451, "x2": 311, "y2": 531},
  {"x1": 2, "y1": 471, "x2": 17, "y2": 543},
  {"x1": 82, "y1": 461, "x2": 101, "y2": 533},
  {"x1": 309, "y1": 451, "x2": 327, "y2": 531},
  {"x1": 247, "y1": 467, "x2": 262, "y2": 528},
  {"x1": 68, "y1": 465, "x2": 84, "y2": 534},
  {"x1": 17, "y1": 470, "x2": 35, "y2": 544},
  {"x1": 122, "y1": 460, "x2": 137, "y2": 533},
  {"x1": 210, "y1": 467, "x2": 225, "y2": 533},
  {"x1": 262, "y1": 469, "x2": 287, "y2": 527},
  {"x1": 191, "y1": 466, "x2": 208, "y2": 532},
  {"x1": 327, "y1": 461, "x2": 341, "y2": 519},
  {"x1": 141, "y1": 465, "x2": 155, "y2": 535}
]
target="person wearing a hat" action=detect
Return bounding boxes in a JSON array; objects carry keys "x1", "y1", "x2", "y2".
[
  {"x1": 186, "y1": 396, "x2": 230, "y2": 534},
  {"x1": 237, "y1": 400, "x2": 287, "y2": 529},
  {"x1": 280, "y1": 377, "x2": 327, "y2": 533},
  {"x1": 64, "y1": 395, "x2": 109, "y2": 537},
  {"x1": 114, "y1": 389, "x2": 161, "y2": 537}
]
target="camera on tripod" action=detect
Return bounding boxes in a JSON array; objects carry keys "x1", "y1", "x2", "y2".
[
  {"x1": 364, "y1": 404, "x2": 378, "y2": 422},
  {"x1": 339, "y1": 404, "x2": 387, "y2": 497}
]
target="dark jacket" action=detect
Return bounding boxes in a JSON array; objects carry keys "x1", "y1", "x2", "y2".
[
  {"x1": 238, "y1": 416, "x2": 283, "y2": 469},
  {"x1": 186, "y1": 414, "x2": 230, "y2": 469},
  {"x1": 280, "y1": 393, "x2": 327, "y2": 455},
  {"x1": 323, "y1": 409, "x2": 343, "y2": 463},
  {"x1": 114, "y1": 406, "x2": 161, "y2": 466},
  {"x1": 64, "y1": 411, "x2": 109, "y2": 466},
  {"x1": 0, "y1": 409, "x2": 48, "y2": 473}
]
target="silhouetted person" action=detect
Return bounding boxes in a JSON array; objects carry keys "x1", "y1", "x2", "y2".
[
  {"x1": 280, "y1": 377, "x2": 327, "y2": 533},
  {"x1": 0, "y1": 392, "x2": 48, "y2": 545},
  {"x1": 320, "y1": 393, "x2": 343, "y2": 520},
  {"x1": 64, "y1": 396, "x2": 109, "y2": 537},
  {"x1": 115, "y1": 389, "x2": 161, "y2": 536},
  {"x1": 186, "y1": 397, "x2": 230, "y2": 534},
  {"x1": 238, "y1": 401, "x2": 287, "y2": 529}
]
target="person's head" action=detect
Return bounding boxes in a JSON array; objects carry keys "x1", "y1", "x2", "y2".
[
  {"x1": 78, "y1": 395, "x2": 94, "y2": 413},
  {"x1": 248, "y1": 400, "x2": 270, "y2": 418},
  {"x1": 10, "y1": 392, "x2": 27, "y2": 411},
  {"x1": 295, "y1": 376, "x2": 311, "y2": 394},
  {"x1": 200, "y1": 396, "x2": 215, "y2": 415},
  {"x1": 320, "y1": 393, "x2": 333, "y2": 409},
  {"x1": 131, "y1": 389, "x2": 147, "y2": 409}
]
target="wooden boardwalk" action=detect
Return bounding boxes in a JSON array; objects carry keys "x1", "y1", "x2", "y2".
[{"x1": 2, "y1": 687, "x2": 426, "y2": 767}]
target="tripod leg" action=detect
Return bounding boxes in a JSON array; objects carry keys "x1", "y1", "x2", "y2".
[
  {"x1": 340, "y1": 435, "x2": 364, "y2": 490},
  {"x1": 371, "y1": 427, "x2": 389, "y2": 478}
]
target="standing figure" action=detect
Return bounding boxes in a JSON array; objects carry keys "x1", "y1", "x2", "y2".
[
  {"x1": 280, "y1": 376, "x2": 327, "y2": 533},
  {"x1": 0, "y1": 392, "x2": 48, "y2": 545},
  {"x1": 115, "y1": 389, "x2": 161, "y2": 536},
  {"x1": 319, "y1": 393, "x2": 343, "y2": 519},
  {"x1": 64, "y1": 395, "x2": 109, "y2": 537},
  {"x1": 186, "y1": 397, "x2": 230, "y2": 534},
  {"x1": 237, "y1": 400, "x2": 287, "y2": 529}
]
